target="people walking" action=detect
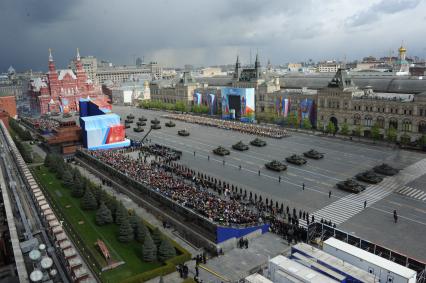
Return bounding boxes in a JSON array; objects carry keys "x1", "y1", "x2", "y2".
[
  {"x1": 328, "y1": 191, "x2": 331, "y2": 198},
  {"x1": 364, "y1": 200, "x2": 367, "y2": 209},
  {"x1": 393, "y1": 210, "x2": 398, "y2": 223},
  {"x1": 302, "y1": 183, "x2": 305, "y2": 190}
]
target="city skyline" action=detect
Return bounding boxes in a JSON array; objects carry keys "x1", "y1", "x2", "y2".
[{"x1": 1, "y1": 0, "x2": 426, "y2": 71}]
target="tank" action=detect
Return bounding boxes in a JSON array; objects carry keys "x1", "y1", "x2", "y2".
[
  {"x1": 178, "y1": 129, "x2": 190, "y2": 136},
  {"x1": 133, "y1": 126, "x2": 144, "y2": 132},
  {"x1": 303, "y1": 149, "x2": 324, "y2": 159},
  {"x1": 373, "y1": 163, "x2": 399, "y2": 176},
  {"x1": 250, "y1": 138, "x2": 267, "y2": 147},
  {"x1": 265, "y1": 160, "x2": 287, "y2": 171},
  {"x1": 165, "y1": 120, "x2": 176, "y2": 127},
  {"x1": 139, "y1": 116, "x2": 147, "y2": 122},
  {"x1": 336, "y1": 179, "x2": 366, "y2": 193},
  {"x1": 151, "y1": 118, "x2": 161, "y2": 124},
  {"x1": 355, "y1": 170, "x2": 383, "y2": 184},
  {"x1": 125, "y1": 119, "x2": 133, "y2": 124},
  {"x1": 151, "y1": 124, "x2": 161, "y2": 130},
  {"x1": 232, "y1": 141, "x2": 249, "y2": 151},
  {"x1": 126, "y1": 114, "x2": 135, "y2": 119},
  {"x1": 213, "y1": 146, "x2": 230, "y2": 156},
  {"x1": 136, "y1": 121, "x2": 146, "y2": 126},
  {"x1": 286, "y1": 154, "x2": 307, "y2": 165}
]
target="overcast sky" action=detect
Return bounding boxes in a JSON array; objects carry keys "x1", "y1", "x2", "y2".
[{"x1": 1, "y1": 0, "x2": 425, "y2": 71}]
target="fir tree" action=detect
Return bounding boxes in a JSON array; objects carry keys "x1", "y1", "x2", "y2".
[
  {"x1": 115, "y1": 203, "x2": 128, "y2": 225},
  {"x1": 71, "y1": 176, "x2": 85, "y2": 198},
  {"x1": 80, "y1": 187, "x2": 98, "y2": 210},
  {"x1": 95, "y1": 202, "x2": 113, "y2": 225},
  {"x1": 62, "y1": 169, "x2": 74, "y2": 188},
  {"x1": 135, "y1": 221, "x2": 148, "y2": 243},
  {"x1": 151, "y1": 227, "x2": 162, "y2": 247},
  {"x1": 142, "y1": 233, "x2": 157, "y2": 262},
  {"x1": 117, "y1": 218, "x2": 134, "y2": 243},
  {"x1": 157, "y1": 238, "x2": 176, "y2": 262}
]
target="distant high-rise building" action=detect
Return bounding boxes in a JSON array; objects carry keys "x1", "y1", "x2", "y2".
[
  {"x1": 70, "y1": 55, "x2": 98, "y2": 83},
  {"x1": 136, "y1": 57, "x2": 143, "y2": 67}
]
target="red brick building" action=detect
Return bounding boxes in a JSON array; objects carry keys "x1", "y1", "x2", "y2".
[
  {"x1": 29, "y1": 49, "x2": 103, "y2": 115},
  {"x1": 0, "y1": 93, "x2": 17, "y2": 118}
]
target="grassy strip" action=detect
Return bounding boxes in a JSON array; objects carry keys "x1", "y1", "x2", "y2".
[{"x1": 33, "y1": 166, "x2": 161, "y2": 282}]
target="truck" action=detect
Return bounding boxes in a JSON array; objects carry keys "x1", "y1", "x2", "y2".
[{"x1": 323, "y1": 238, "x2": 417, "y2": 283}]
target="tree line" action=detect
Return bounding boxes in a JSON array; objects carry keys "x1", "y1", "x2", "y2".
[{"x1": 44, "y1": 154, "x2": 177, "y2": 263}]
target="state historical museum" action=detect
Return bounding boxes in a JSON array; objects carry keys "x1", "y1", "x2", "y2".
[{"x1": 28, "y1": 49, "x2": 102, "y2": 115}]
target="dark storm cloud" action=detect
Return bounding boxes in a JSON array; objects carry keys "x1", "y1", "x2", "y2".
[
  {"x1": 0, "y1": 0, "x2": 425, "y2": 71},
  {"x1": 0, "y1": 0, "x2": 79, "y2": 24},
  {"x1": 345, "y1": 0, "x2": 421, "y2": 27}
]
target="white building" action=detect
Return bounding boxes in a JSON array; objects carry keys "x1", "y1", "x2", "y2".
[
  {"x1": 318, "y1": 61, "x2": 341, "y2": 73},
  {"x1": 111, "y1": 80, "x2": 150, "y2": 105}
]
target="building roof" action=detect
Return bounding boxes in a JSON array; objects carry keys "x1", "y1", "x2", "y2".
[
  {"x1": 281, "y1": 73, "x2": 426, "y2": 93},
  {"x1": 58, "y1": 69, "x2": 77, "y2": 80},
  {"x1": 324, "y1": 238, "x2": 417, "y2": 279}
]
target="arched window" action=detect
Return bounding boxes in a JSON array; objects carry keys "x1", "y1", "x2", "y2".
[
  {"x1": 418, "y1": 121, "x2": 426, "y2": 134},
  {"x1": 353, "y1": 114, "x2": 361, "y2": 125},
  {"x1": 389, "y1": 118, "x2": 398, "y2": 130},
  {"x1": 364, "y1": 115, "x2": 373, "y2": 127},
  {"x1": 402, "y1": 120, "x2": 412, "y2": 132},
  {"x1": 376, "y1": 116, "x2": 385, "y2": 128}
]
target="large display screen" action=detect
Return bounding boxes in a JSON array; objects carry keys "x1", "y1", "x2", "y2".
[{"x1": 221, "y1": 87, "x2": 255, "y2": 122}]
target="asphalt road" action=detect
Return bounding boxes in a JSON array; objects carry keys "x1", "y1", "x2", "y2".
[{"x1": 113, "y1": 106, "x2": 426, "y2": 261}]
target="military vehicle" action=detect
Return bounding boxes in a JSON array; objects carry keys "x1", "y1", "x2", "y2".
[
  {"x1": 250, "y1": 138, "x2": 266, "y2": 147},
  {"x1": 139, "y1": 116, "x2": 147, "y2": 122},
  {"x1": 265, "y1": 160, "x2": 287, "y2": 172},
  {"x1": 286, "y1": 154, "x2": 307, "y2": 165},
  {"x1": 303, "y1": 149, "x2": 324, "y2": 159},
  {"x1": 151, "y1": 124, "x2": 161, "y2": 130},
  {"x1": 133, "y1": 126, "x2": 144, "y2": 132},
  {"x1": 355, "y1": 171, "x2": 383, "y2": 184},
  {"x1": 213, "y1": 146, "x2": 230, "y2": 156},
  {"x1": 336, "y1": 179, "x2": 366, "y2": 193},
  {"x1": 232, "y1": 141, "x2": 249, "y2": 151},
  {"x1": 136, "y1": 121, "x2": 146, "y2": 126},
  {"x1": 151, "y1": 118, "x2": 160, "y2": 124},
  {"x1": 178, "y1": 129, "x2": 190, "y2": 136},
  {"x1": 165, "y1": 120, "x2": 176, "y2": 127},
  {"x1": 127, "y1": 114, "x2": 135, "y2": 120},
  {"x1": 373, "y1": 163, "x2": 399, "y2": 176},
  {"x1": 125, "y1": 119, "x2": 134, "y2": 124}
]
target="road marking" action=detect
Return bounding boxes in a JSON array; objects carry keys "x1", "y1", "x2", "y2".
[{"x1": 299, "y1": 158, "x2": 426, "y2": 228}]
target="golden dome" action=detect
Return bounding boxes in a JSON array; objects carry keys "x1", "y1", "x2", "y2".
[{"x1": 399, "y1": 45, "x2": 406, "y2": 53}]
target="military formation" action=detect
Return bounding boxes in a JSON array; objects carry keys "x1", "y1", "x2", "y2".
[{"x1": 336, "y1": 163, "x2": 398, "y2": 193}]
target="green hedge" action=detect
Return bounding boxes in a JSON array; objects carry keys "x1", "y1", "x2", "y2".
[{"x1": 139, "y1": 100, "x2": 188, "y2": 112}]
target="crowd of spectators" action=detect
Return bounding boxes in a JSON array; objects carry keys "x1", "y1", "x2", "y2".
[
  {"x1": 22, "y1": 117, "x2": 59, "y2": 132},
  {"x1": 87, "y1": 148, "x2": 260, "y2": 226},
  {"x1": 85, "y1": 145, "x2": 316, "y2": 241},
  {"x1": 165, "y1": 113, "x2": 288, "y2": 139}
]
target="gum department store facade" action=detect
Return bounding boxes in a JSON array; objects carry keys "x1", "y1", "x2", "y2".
[{"x1": 262, "y1": 69, "x2": 426, "y2": 142}]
